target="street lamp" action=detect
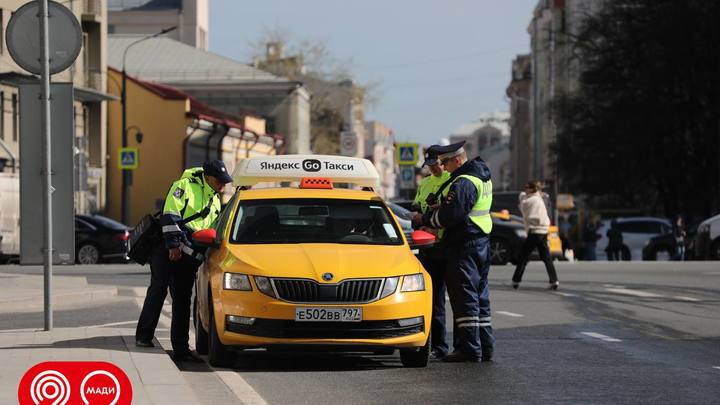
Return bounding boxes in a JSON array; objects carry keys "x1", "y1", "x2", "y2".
[{"x1": 120, "y1": 26, "x2": 176, "y2": 225}]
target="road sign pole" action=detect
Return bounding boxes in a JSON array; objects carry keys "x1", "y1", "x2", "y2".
[{"x1": 38, "y1": 0, "x2": 53, "y2": 331}]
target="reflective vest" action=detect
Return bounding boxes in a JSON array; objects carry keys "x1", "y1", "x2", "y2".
[
  {"x1": 163, "y1": 168, "x2": 222, "y2": 232},
  {"x1": 440, "y1": 174, "x2": 493, "y2": 234},
  {"x1": 414, "y1": 171, "x2": 451, "y2": 213}
]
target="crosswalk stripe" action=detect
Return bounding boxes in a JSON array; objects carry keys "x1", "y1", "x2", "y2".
[{"x1": 581, "y1": 332, "x2": 622, "y2": 342}]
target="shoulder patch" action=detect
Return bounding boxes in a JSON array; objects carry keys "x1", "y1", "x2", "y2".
[{"x1": 173, "y1": 187, "x2": 185, "y2": 198}]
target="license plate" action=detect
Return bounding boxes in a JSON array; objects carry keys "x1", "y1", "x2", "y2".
[{"x1": 295, "y1": 307, "x2": 362, "y2": 322}]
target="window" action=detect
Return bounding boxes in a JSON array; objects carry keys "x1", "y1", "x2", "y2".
[
  {"x1": 0, "y1": 10, "x2": 4, "y2": 53},
  {"x1": 230, "y1": 199, "x2": 403, "y2": 245},
  {"x1": 11, "y1": 93, "x2": 17, "y2": 142}
]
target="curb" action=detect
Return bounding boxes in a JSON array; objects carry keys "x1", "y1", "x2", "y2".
[{"x1": 0, "y1": 287, "x2": 118, "y2": 312}]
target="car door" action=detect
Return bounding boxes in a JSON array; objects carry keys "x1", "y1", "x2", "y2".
[
  {"x1": 617, "y1": 220, "x2": 664, "y2": 260},
  {"x1": 75, "y1": 218, "x2": 96, "y2": 248}
]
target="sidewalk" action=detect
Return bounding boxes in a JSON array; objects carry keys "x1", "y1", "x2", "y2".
[{"x1": 0, "y1": 265, "x2": 254, "y2": 405}]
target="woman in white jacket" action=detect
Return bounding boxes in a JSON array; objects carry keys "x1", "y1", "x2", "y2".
[{"x1": 511, "y1": 182, "x2": 559, "y2": 290}]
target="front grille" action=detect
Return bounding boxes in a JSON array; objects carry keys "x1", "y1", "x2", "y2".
[
  {"x1": 273, "y1": 278, "x2": 383, "y2": 303},
  {"x1": 226, "y1": 318, "x2": 424, "y2": 339}
]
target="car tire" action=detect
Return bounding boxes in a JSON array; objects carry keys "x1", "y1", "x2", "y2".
[
  {"x1": 400, "y1": 334, "x2": 430, "y2": 368},
  {"x1": 76, "y1": 243, "x2": 101, "y2": 265},
  {"x1": 208, "y1": 298, "x2": 234, "y2": 368},
  {"x1": 490, "y1": 238, "x2": 511, "y2": 265},
  {"x1": 194, "y1": 296, "x2": 209, "y2": 355}
]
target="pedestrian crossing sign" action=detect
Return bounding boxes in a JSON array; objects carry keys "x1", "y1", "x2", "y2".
[
  {"x1": 396, "y1": 143, "x2": 418, "y2": 166},
  {"x1": 119, "y1": 147, "x2": 138, "y2": 170}
]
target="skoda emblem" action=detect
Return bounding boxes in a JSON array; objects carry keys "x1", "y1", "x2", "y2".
[{"x1": 322, "y1": 273, "x2": 334, "y2": 281}]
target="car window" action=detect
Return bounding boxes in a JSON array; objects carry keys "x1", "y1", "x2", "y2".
[
  {"x1": 230, "y1": 199, "x2": 403, "y2": 245},
  {"x1": 214, "y1": 192, "x2": 237, "y2": 239},
  {"x1": 388, "y1": 202, "x2": 413, "y2": 221},
  {"x1": 617, "y1": 221, "x2": 663, "y2": 234}
]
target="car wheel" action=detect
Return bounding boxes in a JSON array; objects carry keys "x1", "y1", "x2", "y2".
[
  {"x1": 77, "y1": 243, "x2": 101, "y2": 264},
  {"x1": 208, "y1": 298, "x2": 234, "y2": 368},
  {"x1": 400, "y1": 334, "x2": 430, "y2": 368},
  {"x1": 194, "y1": 296, "x2": 209, "y2": 355},
  {"x1": 490, "y1": 238, "x2": 511, "y2": 265}
]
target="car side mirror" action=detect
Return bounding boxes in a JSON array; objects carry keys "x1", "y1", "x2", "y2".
[
  {"x1": 192, "y1": 228, "x2": 220, "y2": 248},
  {"x1": 409, "y1": 230, "x2": 436, "y2": 250}
]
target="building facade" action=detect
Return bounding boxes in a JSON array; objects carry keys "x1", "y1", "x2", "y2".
[
  {"x1": 364, "y1": 121, "x2": 396, "y2": 199},
  {"x1": 528, "y1": 0, "x2": 603, "y2": 187},
  {"x1": 0, "y1": 0, "x2": 111, "y2": 256},
  {"x1": 507, "y1": 54, "x2": 532, "y2": 190},
  {"x1": 106, "y1": 69, "x2": 280, "y2": 225},
  {"x1": 108, "y1": 35, "x2": 311, "y2": 155},
  {"x1": 108, "y1": 0, "x2": 209, "y2": 50}
]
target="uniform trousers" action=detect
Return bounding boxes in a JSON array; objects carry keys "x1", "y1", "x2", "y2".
[
  {"x1": 445, "y1": 237, "x2": 494, "y2": 358},
  {"x1": 136, "y1": 246, "x2": 199, "y2": 355},
  {"x1": 512, "y1": 233, "x2": 558, "y2": 283},
  {"x1": 419, "y1": 248, "x2": 449, "y2": 355}
]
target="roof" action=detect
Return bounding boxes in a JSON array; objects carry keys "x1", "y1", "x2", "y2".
[
  {"x1": 108, "y1": 35, "x2": 287, "y2": 84},
  {"x1": 109, "y1": 67, "x2": 251, "y2": 132},
  {"x1": 236, "y1": 188, "x2": 377, "y2": 201}
]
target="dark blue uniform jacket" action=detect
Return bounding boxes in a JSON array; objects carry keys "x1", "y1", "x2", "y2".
[{"x1": 421, "y1": 157, "x2": 492, "y2": 248}]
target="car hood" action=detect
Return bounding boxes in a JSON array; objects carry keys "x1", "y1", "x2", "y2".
[{"x1": 224, "y1": 243, "x2": 420, "y2": 280}]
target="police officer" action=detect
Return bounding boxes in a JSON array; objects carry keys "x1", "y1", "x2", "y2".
[
  {"x1": 135, "y1": 160, "x2": 231, "y2": 362},
  {"x1": 412, "y1": 141, "x2": 495, "y2": 362},
  {"x1": 412, "y1": 145, "x2": 452, "y2": 359}
]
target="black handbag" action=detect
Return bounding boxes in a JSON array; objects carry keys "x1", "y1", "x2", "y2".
[
  {"x1": 127, "y1": 213, "x2": 162, "y2": 265},
  {"x1": 128, "y1": 200, "x2": 215, "y2": 265}
]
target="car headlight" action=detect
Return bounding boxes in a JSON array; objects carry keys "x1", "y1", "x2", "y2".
[
  {"x1": 515, "y1": 229, "x2": 527, "y2": 238},
  {"x1": 254, "y1": 276, "x2": 276, "y2": 298},
  {"x1": 401, "y1": 274, "x2": 425, "y2": 292},
  {"x1": 380, "y1": 277, "x2": 399, "y2": 299},
  {"x1": 223, "y1": 272, "x2": 251, "y2": 291}
]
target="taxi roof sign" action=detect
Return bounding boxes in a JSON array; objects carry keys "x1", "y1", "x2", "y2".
[{"x1": 232, "y1": 155, "x2": 380, "y2": 188}]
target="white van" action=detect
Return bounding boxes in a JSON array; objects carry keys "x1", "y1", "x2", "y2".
[
  {"x1": 693, "y1": 213, "x2": 720, "y2": 259},
  {"x1": 595, "y1": 217, "x2": 672, "y2": 261}
]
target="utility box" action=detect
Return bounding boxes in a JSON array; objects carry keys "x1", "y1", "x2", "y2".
[{"x1": 19, "y1": 83, "x2": 75, "y2": 265}]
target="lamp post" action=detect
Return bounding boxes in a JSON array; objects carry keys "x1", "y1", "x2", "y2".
[{"x1": 121, "y1": 26, "x2": 176, "y2": 225}]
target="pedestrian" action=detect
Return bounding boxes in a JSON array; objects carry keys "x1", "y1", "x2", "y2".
[
  {"x1": 673, "y1": 215, "x2": 686, "y2": 261},
  {"x1": 511, "y1": 182, "x2": 560, "y2": 290},
  {"x1": 582, "y1": 217, "x2": 601, "y2": 261},
  {"x1": 135, "y1": 160, "x2": 231, "y2": 362},
  {"x1": 412, "y1": 145, "x2": 452, "y2": 359},
  {"x1": 605, "y1": 219, "x2": 623, "y2": 261},
  {"x1": 412, "y1": 140, "x2": 494, "y2": 363}
]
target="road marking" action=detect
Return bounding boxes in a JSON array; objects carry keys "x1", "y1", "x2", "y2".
[
  {"x1": 605, "y1": 288, "x2": 661, "y2": 298},
  {"x1": 555, "y1": 292, "x2": 577, "y2": 297},
  {"x1": 581, "y1": 332, "x2": 622, "y2": 342},
  {"x1": 496, "y1": 311, "x2": 524, "y2": 318},
  {"x1": 88, "y1": 320, "x2": 137, "y2": 328},
  {"x1": 141, "y1": 299, "x2": 268, "y2": 405},
  {"x1": 674, "y1": 296, "x2": 700, "y2": 302},
  {"x1": 713, "y1": 366, "x2": 720, "y2": 370}
]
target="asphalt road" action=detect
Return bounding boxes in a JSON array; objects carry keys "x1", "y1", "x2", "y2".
[{"x1": 2, "y1": 261, "x2": 719, "y2": 404}]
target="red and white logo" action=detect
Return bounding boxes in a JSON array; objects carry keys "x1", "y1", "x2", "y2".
[{"x1": 19, "y1": 362, "x2": 132, "y2": 405}]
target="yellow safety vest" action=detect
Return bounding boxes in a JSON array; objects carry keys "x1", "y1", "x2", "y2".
[{"x1": 440, "y1": 174, "x2": 493, "y2": 234}]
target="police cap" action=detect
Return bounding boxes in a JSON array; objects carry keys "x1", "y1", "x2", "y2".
[
  {"x1": 203, "y1": 159, "x2": 233, "y2": 184},
  {"x1": 436, "y1": 140, "x2": 467, "y2": 163},
  {"x1": 422, "y1": 144, "x2": 443, "y2": 166}
]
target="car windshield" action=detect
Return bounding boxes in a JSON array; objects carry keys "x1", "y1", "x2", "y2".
[{"x1": 230, "y1": 199, "x2": 403, "y2": 245}]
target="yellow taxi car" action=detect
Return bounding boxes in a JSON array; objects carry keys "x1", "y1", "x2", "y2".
[{"x1": 192, "y1": 155, "x2": 433, "y2": 368}]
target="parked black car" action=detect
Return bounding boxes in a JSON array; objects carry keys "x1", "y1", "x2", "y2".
[
  {"x1": 642, "y1": 225, "x2": 696, "y2": 261},
  {"x1": 75, "y1": 215, "x2": 130, "y2": 264},
  {"x1": 387, "y1": 202, "x2": 526, "y2": 265}
]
